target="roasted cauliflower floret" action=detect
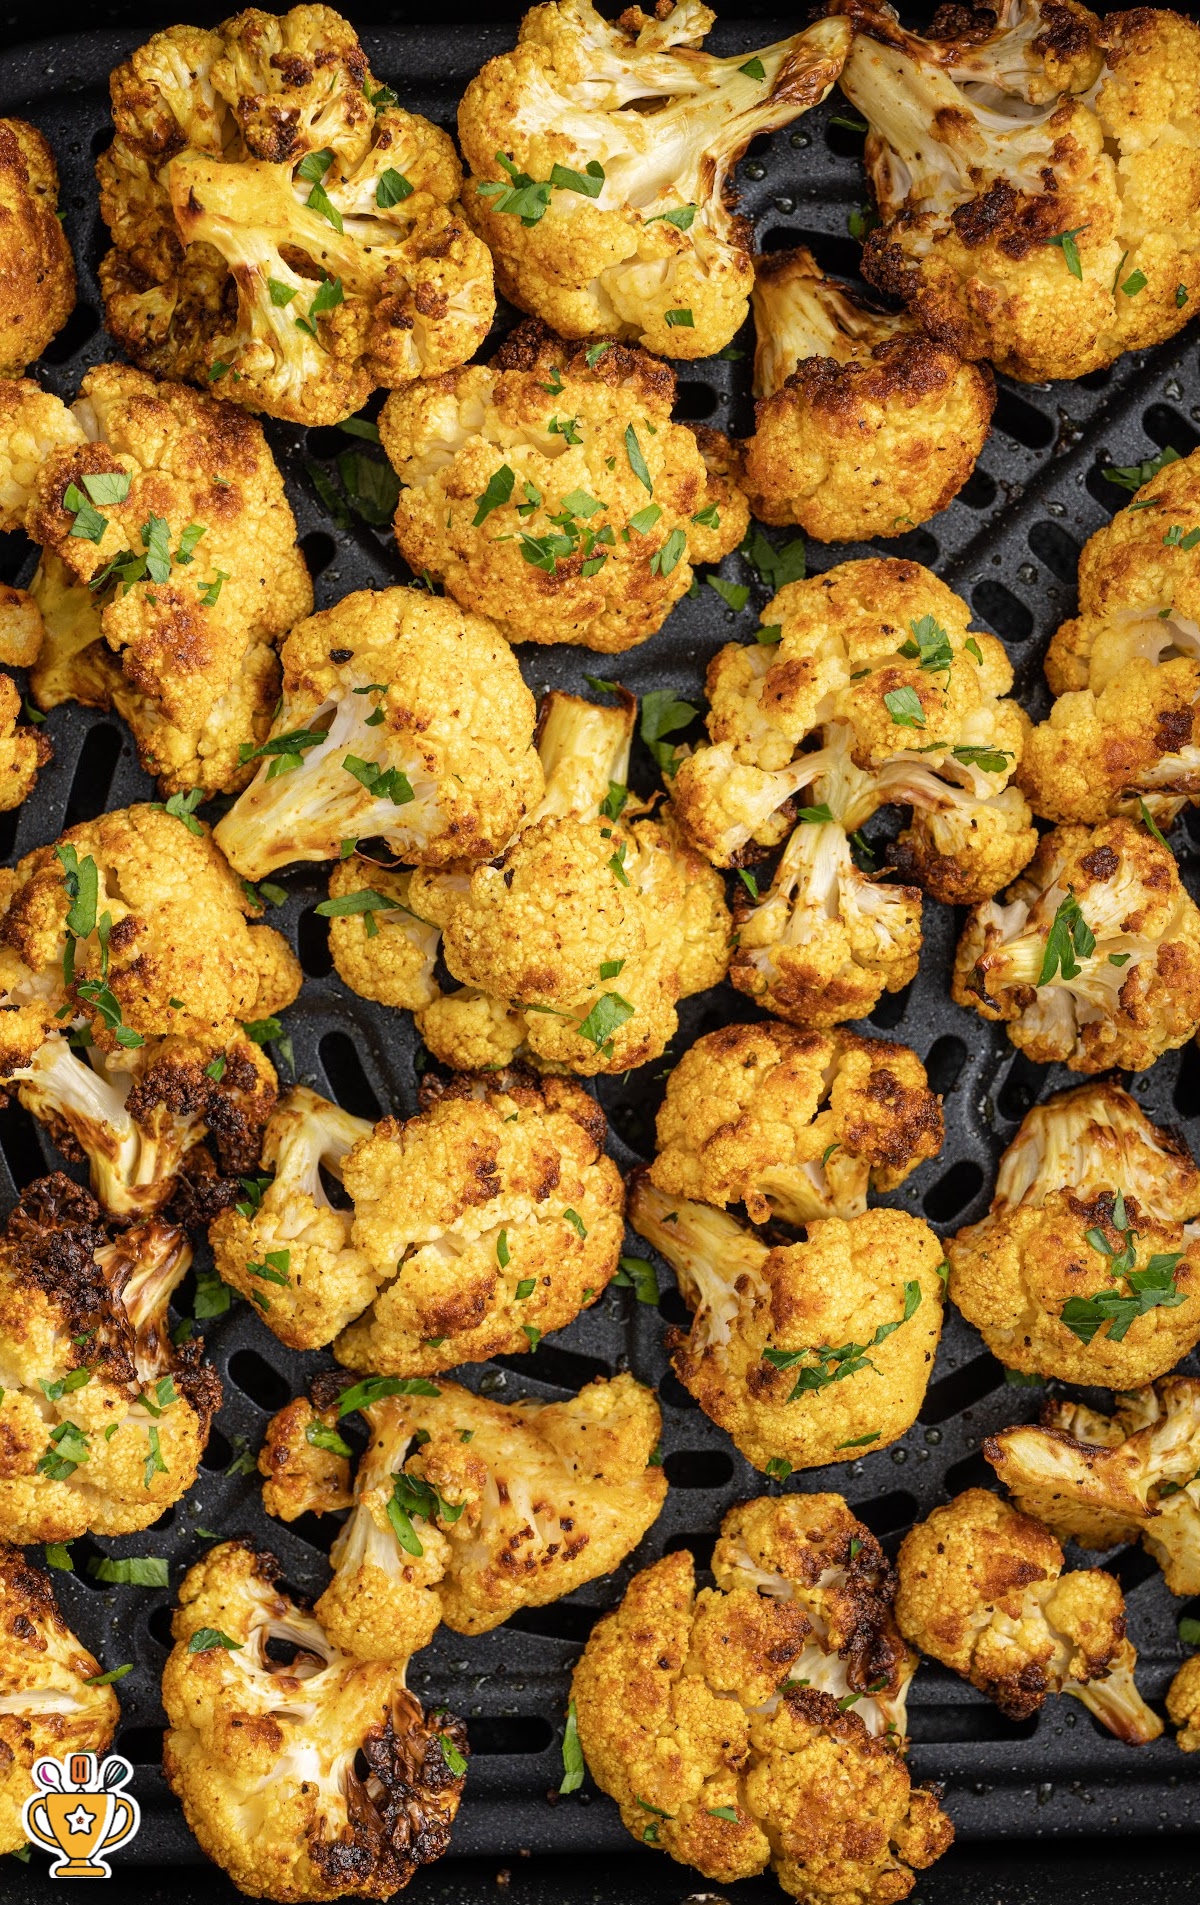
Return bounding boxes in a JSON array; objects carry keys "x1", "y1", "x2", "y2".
[
  {"x1": 457, "y1": 1, "x2": 850, "y2": 360},
  {"x1": 1021, "y1": 446, "x2": 1200, "y2": 825},
  {"x1": 1167, "y1": 1654, "x2": 1200, "y2": 1752},
  {"x1": 952, "y1": 817, "x2": 1200, "y2": 1070},
  {"x1": 985, "y1": 1378, "x2": 1200, "y2": 1596},
  {"x1": 0, "y1": 378, "x2": 85, "y2": 533},
  {"x1": 570, "y1": 1494, "x2": 952, "y2": 1901},
  {"x1": 0, "y1": 1543, "x2": 119, "y2": 1857},
  {"x1": 162, "y1": 1540, "x2": 468, "y2": 1903},
  {"x1": 835, "y1": 0, "x2": 1200, "y2": 382},
  {"x1": 210, "y1": 1086, "x2": 376, "y2": 1350},
  {"x1": 335, "y1": 1070, "x2": 625, "y2": 1374},
  {"x1": 214, "y1": 586, "x2": 542, "y2": 880},
  {"x1": 895, "y1": 1489, "x2": 1162, "y2": 1742},
  {"x1": 0, "y1": 119, "x2": 75, "y2": 375},
  {"x1": 740, "y1": 247, "x2": 994, "y2": 542},
  {"x1": 379, "y1": 320, "x2": 747, "y2": 654},
  {"x1": 98, "y1": 6, "x2": 495, "y2": 426},
  {"x1": 628, "y1": 1174, "x2": 945, "y2": 1472},
  {"x1": 323, "y1": 857, "x2": 440, "y2": 1013},
  {"x1": 262, "y1": 1371, "x2": 666, "y2": 1656},
  {"x1": 948, "y1": 1081, "x2": 1200, "y2": 1386},
  {"x1": 649, "y1": 1020, "x2": 942, "y2": 1224},
  {"x1": 0, "y1": 669, "x2": 50, "y2": 811},
  {"x1": 0, "y1": 1173, "x2": 221, "y2": 1543},
  {"x1": 20, "y1": 363, "x2": 311, "y2": 795}
]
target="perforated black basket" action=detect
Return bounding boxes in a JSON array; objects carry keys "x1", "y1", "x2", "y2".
[{"x1": 3, "y1": 6, "x2": 1200, "y2": 1900}]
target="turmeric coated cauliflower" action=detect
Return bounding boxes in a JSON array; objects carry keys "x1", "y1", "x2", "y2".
[
  {"x1": 740, "y1": 247, "x2": 994, "y2": 542},
  {"x1": 895, "y1": 1488, "x2": 1162, "y2": 1742},
  {"x1": 833, "y1": 0, "x2": 1200, "y2": 382},
  {"x1": 98, "y1": 6, "x2": 494, "y2": 426},
  {"x1": 948, "y1": 1080, "x2": 1200, "y2": 1385},
  {"x1": 0, "y1": 1543, "x2": 119, "y2": 1857},
  {"x1": 571, "y1": 1493, "x2": 953, "y2": 1902},
  {"x1": 649, "y1": 1020, "x2": 942, "y2": 1224},
  {"x1": 0, "y1": 1173, "x2": 221, "y2": 1543},
  {"x1": 0, "y1": 119, "x2": 75, "y2": 375},
  {"x1": 323, "y1": 856, "x2": 440, "y2": 1014},
  {"x1": 628, "y1": 1174, "x2": 945, "y2": 1472},
  {"x1": 1167, "y1": 1654, "x2": 1200, "y2": 1751},
  {"x1": 162, "y1": 1540, "x2": 468, "y2": 1903},
  {"x1": 457, "y1": 1, "x2": 850, "y2": 360},
  {"x1": 261, "y1": 1371, "x2": 666, "y2": 1656},
  {"x1": 952, "y1": 817, "x2": 1200, "y2": 1070},
  {"x1": 13, "y1": 363, "x2": 312, "y2": 796},
  {"x1": 0, "y1": 668, "x2": 51, "y2": 812},
  {"x1": 0, "y1": 378, "x2": 85, "y2": 533},
  {"x1": 1020, "y1": 446, "x2": 1200, "y2": 825},
  {"x1": 985, "y1": 1378, "x2": 1200, "y2": 1597},
  {"x1": 214, "y1": 586, "x2": 542, "y2": 880},
  {"x1": 379, "y1": 319, "x2": 747, "y2": 654}
]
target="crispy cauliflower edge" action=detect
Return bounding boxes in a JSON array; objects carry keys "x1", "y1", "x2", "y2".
[{"x1": 0, "y1": 118, "x2": 75, "y2": 376}]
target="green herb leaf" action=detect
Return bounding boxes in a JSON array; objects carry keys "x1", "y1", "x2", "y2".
[
  {"x1": 624, "y1": 424, "x2": 652, "y2": 494},
  {"x1": 649, "y1": 527, "x2": 686, "y2": 577},
  {"x1": 883, "y1": 686, "x2": 925, "y2": 729},
  {"x1": 739, "y1": 56, "x2": 766, "y2": 79},
  {"x1": 708, "y1": 575, "x2": 749, "y2": 612},
  {"x1": 952, "y1": 744, "x2": 1013, "y2": 774},
  {"x1": 376, "y1": 167, "x2": 414, "y2": 209},
  {"x1": 1038, "y1": 891, "x2": 1095, "y2": 985},
  {"x1": 576, "y1": 990, "x2": 635, "y2": 1050},
  {"x1": 87, "y1": 1555, "x2": 168, "y2": 1587},
  {"x1": 1179, "y1": 1616, "x2": 1200, "y2": 1644},
  {"x1": 708, "y1": 1806, "x2": 739, "y2": 1821},
  {"x1": 1046, "y1": 222, "x2": 1088, "y2": 280},
  {"x1": 306, "y1": 1418, "x2": 354, "y2": 1458},
  {"x1": 600, "y1": 782, "x2": 628, "y2": 823},
  {"x1": 762, "y1": 1281, "x2": 921, "y2": 1399},
  {"x1": 740, "y1": 524, "x2": 805, "y2": 592},
  {"x1": 342, "y1": 755, "x2": 415, "y2": 805},
  {"x1": 765, "y1": 1457, "x2": 792, "y2": 1482},
  {"x1": 85, "y1": 1663, "x2": 134, "y2": 1685},
  {"x1": 550, "y1": 159, "x2": 605, "y2": 198},
  {"x1": 496, "y1": 1229, "x2": 511, "y2": 1268},
  {"x1": 585, "y1": 341, "x2": 612, "y2": 367},
  {"x1": 150, "y1": 787, "x2": 205, "y2": 835},
  {"x1": 1103, "y1": 446, "x2": 1181, "y2": 492},
  {"x1": 898, "y1": 613, "x2": 953, "y2": 674},
  {"x1": 248, "y1": 1249, "x2": 291, "y2": 1288},
  {"x1": 194, "y1": 1266, "x2": 233, "y2": 1319},
  {"x1": 560, "y1": 1700, "x2": 585, "y2": 1793},
  {"x1": 563, "y1": 1207, "x2": 588, "y2": 1239},
  {"x1": 45, "y1": 1542, "x2": 74, "y2": 1571},
  {"x1": 339, "y1": 418, "x2": 381, "y2": 443},
  {"x1": 187, "y1": 1628, "x2": 243, "y2": 1653},
  {"x1": 439, "y1": 1731, "x2": 468, "y2": 1776},
  {"x1": 336, "y1": 1375, "x2": 441, "y2": 1418},
  {"x1": 614, "y1": 1255, "x2": 659, "y2": 1304},
  {"x1": 640, "y1": 687, "x2": 696, "y2": 779},
  {"x1": 628, "y1": 503, "x2": 662, "y2": 535},
  {"x1": 199, "y1": 570, "x2": 229, "y2": 607},
  {"x1": 835, "y1": 1432, "x2": 881, "y2": 1449},
  {"x1": 82, "y1": 472, "x2": 131, "y2": 507},
  {"x1": 63, "y1": 482, "x2": 108, "y2": 543},
  {"x1": 738, "y1": 868, "x2": 759, "y2": 899},
  {"x1": 474, "y1": 464, "x2": 515, "y2": 526},
  {"x1": 515, "y1": 1277, "x2": 537, "y2": 1300},
  {"x1": 39, "y1": 1367, "x2": 92, "y2": 1403},
  {"x1": 665, "y1": 308, "x2": 694, "y2": 328},
  {"x1": 1120, "y1": 268, "x2": 1148, "y2": 297},
  {"x1": 1164, "y1": 523, "x2": 1200, "y2": 552}
]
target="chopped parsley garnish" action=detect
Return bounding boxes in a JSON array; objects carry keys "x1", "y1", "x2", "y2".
[
  {"x1": 62, "y1": 482, "x2": 108, "y2": 543},
  {"x1": 646, "y1": 204, "x2": 696, "y2": 229},
  {"x1": 199, "y1": 570, "x2": 229, "y2": 607},
  {"x1": 797, "y1": 804, "x2": 836, "y2": 825},
  {"x1": 296, "y1": 147, "x2": 343, "y2": 231},
  {"x1": 1103, "y1": 446, "x2": 1181, "y2": 492},
  {"x1": 87, "y1": 1555, "x2": 168, "y2": 1587},
  {"x1": 952, "y1": 744, "x2": 1014, "y2": 774},
  {"x1": 306, "y1": 1418, "x2": 354, "y2": 1458},
  {"x1": 898, "y1": 613, "x2": 953, "y2": 673},
  {"x1": 585, "y1": 341, "x2": 612, "y2": 367},
  {"x1": 39, "y1": 1368, "x2": 91, "y2": 1403},
  {"x1": 624, "y1": 424, "x2": 652, "y2": 494},
  {"x1": 376, "y1": 167, "x2": 414, "y2": 208},
  {"x1": 336, "y1": 1375, "x2": 441, "y2": 1418},
  {"x1": 523, "y1": 1324, "x2": 543, "y2": 1350},
  {"x1": 294, "y1": 274, "x2": 345, "y2": 340},
  {"x1": 640, "y1": 687, "x2": 696, "y2": 778},
  {"x1": 707, "y1": 1806, "x2": 739, "y2": 1822},
  {"x1": 1037, "y1": 891, "x2": 1095, "y2": 984},
  {"x1": 1046, "y1": 222, "x2": 1088, "y2": 280},
  {"x1": 239, "y1": 727, "x2": 328, "y2": 774},
  {"x1": 560, "y1": 1701, "x2": 585, "y2": 1793},
  {"x1": 764, "y1": 1457, "x2": 792, "y2": 1482},
  {"x1": 835, "y1": 1431, "x2": 881, "y2": 1449},
  {"x1": 315, "y1": 887, "x2": 396, "y2": 936},
  {"x1": 342, "y1": 755, "x2": 415, "y2": 804},
  {"x1": 1163, "y1": 523, "x2": 1200, "y2": 551},
  {"x1": 515, "y1": 1277, "x2": 537, "y2": 1300},
  {"x1": 614, "y1": 1255, "x2": 659, "y2": 1304},
  {"x1": 149, "y1": 787, "x2": 204, "y2": 835},
  {"x1": 1059, "y1": 1195, "x2": 1185, "y2": 1343},
  {"x1": 600, "y1": 782, "x2": 628, "y2": 822},
  {"x1": 44, "y1": 1543, "x2": 74, "y2": 1571},
  {"x1": 187, "y1": 1628, "x2": 243, "y2": 1653},
  {"x1": 474, "y1": 464, "x2": 515, "y2": 525},
  {"x1": 386, "y1": 1470, "x2": 466, "y2": 1556},
  {"x1": 738, "y1": 869, "x2": 759, "y2": 899},
  {"x1": 740, "y1": 524, "x2": 805, "y2": 592},
  {"x1": 739, "y1": 56, "x2": 766, "y2": 79},
  {"x1": 708, "y1": 575, "x2": 749, "y2": 612},
  {"x1": 576, "y1": 991, "x2": 634, "y2": 1052},
  {"x1": 142, "y1": 1425, "x2": 168, "y2": 1489},
  {"x1": 762, "y1": 1281, "x2": 922, "y2": 1398},
  {"x1": 496, "y1": 1229, "x2": 511, "y2": 1268},
  {"x1": 883, "y1": 685, "x2": 925, "y2": 729},
  {"x1": 248, "y1": 1249, "x2": 291, "y2": 1287},
  {"x1": 36, "y1": 1422, "x2": 90, "y2": 1479},
  {"x1": 756, "y1": 623, "x2": 782, "y2": 645},
  {"x1": 85, "y1": 1663, "x2": 134, "y2": 1685},
  {"x1": 439, "y1": 1732, "x2": 468, "y2": 1776},
  {"x1": 665, "y1": 308, "x2": 694, "y2": 328},
  {"x1": 548, "y1": 413, "x2": 582, "y2": 446},
  {"x1": 235, "y1": 1175, "x2": 272, "y2": 1219},
  {"x1": 194, "y1": 1266, "x2": 234, "y2": 1318},
  {"x1": 563, "y1": 1208, "x2": 588, "y2": 1239},
  {"x1": 1138, "y1": 797, "x2": 1169, "y2": 848},
  {"x1": 608, "y1": 842, "x2": 629, "y2": 885},
  {"x1": 1120, "y1": 267, "x2": 1147, "y2": 297},
  {"x1": 649, "y1": 527, "x2": 686, "y2": 577}
]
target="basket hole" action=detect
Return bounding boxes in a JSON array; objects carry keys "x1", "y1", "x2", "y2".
[
  {"x1": 319, "y1": 1030, "x2": 382, "y2": 1121},
  {"x1": 228, "y1": 1347, "x2": 292, "y2": 1413},
  {"x1": 884, "y1": 527, "x2": 939, "y2": 567},
  {"x1": 115, "y1": 1726, "x2": 165, "y2": 1765},
  {"x1": 868, "y1": 979, "x2": 913, "y2": 1031},
  {"x1": 1102, "y1": 1543, "x2": 1162, "y2": 1595},
  {"x1": 299, "y1": 529, "x2": 337, "y2": 579},
  {"x1": 944, "y1": 1449, "x2": 998, "y2": 1495},
  {"x1": 285, "y1": 1510, "x2": 343, "y2": 1556},
  {"x1": 922, "y1": 1158, "x2": 985, "y2": 1225},
  {"x1": 298, "y1": 907, "x2": 333, "y2": 977},
  {"x1": 466, "y1": 1715, "x2": 554, "y2": 1756},
  {"x1": 957, "y1": 467, "x2": 997, "y2": 510},
  {"x1": 824, "y1": 117, "x2": 867, "y2": 158},
  {"x1": 200, "y1": 1425, "x2": 233, "y2": 1471},
  {"x1": 996, "y1": 1052, "x2": 1046, "y2": 1123},
  {"x1": 663, "y1": 1528, "x2": 716, "y2": 1570},
  {"x1": 147, "y1": 1603, "x2": 175, "y2": 1649},
  {"x1": 40, "y1": 302, "x2": 100, "y2": 365},
  {"x1": 1028, "y1": 520, "x2": 1082, "y2": 584},
  {"x1": 851, "y1": 1491, "x2": 917, "y2": 1537},
  {"x1": 492, "y1": 1344, "x2": 611, "y2": 1390},
  {"x1": 919, "y1": 1349, "x2": 1005, "y2": 1424},
  {"x1": 148, "y1": 1505, "x2": 176, "y2": 1533},
  {"x1": 972, "y1": 579, "x2": 1033, "y2": 644},
  {"x1": 306, "y1": 426, "x2": 347, "y2": 459},
  {"x1": 1076, "y1": 366, "x2": 1112, "y2": 393},
  {"x1": 1175, "y1": 1041, "x2": 1200, "y2": 1119},
  {"x1": 657, "y1": 1370, "x2": 700, "y2": 1411},
  {"x1": 505, "y1": 1603, "x2": 605, "y2": 1643},
  {"x1": 908, "y1": 1704, "x2": 1038, "y2": 1743},
  {"x1": 672, "y1": 381, "x2": 719, "y2": 421},
  {"x1": 0, "y1": 808, "x2": 18, "y2": 863},
  {"x1": 994, "y1": 387, "x2": 1054, "y2": 451},
  {"x1": 0, "y1": 1097, "x2": 50, "y2": 1189},
  {"x1": 91, "y1": 126, "x2": 114, "y2": 155},
  {"x1": 64, "y1": 723, "x2": 123, "y2": 826},
  {"x1": 1142, "y1": 402, "x2": 1200, "y2": 458},
  {"x1": 923, "y1": 1034, "x2": 967, "y2": 1098},
  {"x1": 662, "y1": 1448, "x2": 735, "y2": 1490},
  {"x1": 759, "y1": 225, "x2": 865, "y2": 280},
  {"x1": 657, "y1": 1284, "x2": 692, "y2": 1328}
]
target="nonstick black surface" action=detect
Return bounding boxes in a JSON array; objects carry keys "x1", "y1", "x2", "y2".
[{"x1": 2, "y1": 9, "x2": 1200, "y2": 1893}]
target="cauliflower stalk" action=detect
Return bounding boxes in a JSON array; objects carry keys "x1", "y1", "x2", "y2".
[
  {"x1": 98, "y1": 5, "x2": 495, "y2": 425},
  {"x1": 457, "y1": 0, "x2": 851, "y2": 359},
  {"x1": 0, "y1": 118, "x2": 75, "y2": 376},
  {"x1": 628, "y1": 1173, "x2": 945, "y2": 1472},
  {"x1": 570, "y1": 1493, "x2": 953, "y2": 1901}
]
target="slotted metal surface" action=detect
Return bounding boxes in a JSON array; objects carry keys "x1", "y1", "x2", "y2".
[{"x1": 3, "y1": 10, "x2": 1200, "y2": 1879}]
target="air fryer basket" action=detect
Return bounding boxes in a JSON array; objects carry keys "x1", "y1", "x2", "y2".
[{"x1": 2, "y1": 8, "x2": 1199, "y2": 1880}]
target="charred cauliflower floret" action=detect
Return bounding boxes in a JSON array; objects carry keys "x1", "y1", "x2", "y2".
[
  {"x1": 948, "y1": 1081, "x2": 1200, "y2": 1386},
  {"x1": 649, "y1": 1020, "x2": 942, "y2": 1224},
  {"x1": 262, "y1": 1371, "x2": 666, "y2": 1656},
  {"x1": 162, "y1": 1540, "x2": 468, "y2": 1903},
  {"x1": 214, "y1": 586, "x2": 542, "y2": 880},
  {"x1": 0, "y1": 1174, "x2": 221, "y2": 1543},
  {"x1": 0, "y1": 378, "x2": 86, "y2": 533},
  {"x1": 0, "y1": 668, "x2": 51, "y2": 811},
  {"x1": 378, "y1": 319, "x2": 747, "y2": 654},
  {"x1": 570, "y1": 1493, "x2": 952, "y2": 1902},
  {"x1": 0, "y1": 804, "x2": 300, "y2": 1211},
  {"x1": 1168, "y1": 1654, "x2": 1200, "y2": 1751},
  {"x1": 0, "y1": 1543, "x2": 119, "y2": 1856},
  {"x1": 335, "y1": 1071, "x2": 624, "y2": 1375},
  {"x1": 834, "y1": 0, "x2": 1200, "y2": 383},
  {"x1": 895, "y1": 1489, "x2": 1162, "y2": 1742},
  {"x1": 740, "y1": 247, "x2": 994, "y2": 542},
  {"x1": 97, "y1": 6, "x2": 494, "y2": 426},
  {"x1": 628, "y1": 1174, "x2": 945, "y2": 1472},
  {"x1": 1021, "y1": 446, "x2": 1200, "y2": 826},
  {"x1": 457, "y1": 1, "x2": 850, "y2": 360},
  {"x1": 985, "y1": 1378, "x2": 1200, "y2": 1597},
  {"x1": 0, "y1": 119, "x2": 75, "y2": 375},
  {"x1": 953, "y1": 817, "x2": 1200, "y2": 1071}
]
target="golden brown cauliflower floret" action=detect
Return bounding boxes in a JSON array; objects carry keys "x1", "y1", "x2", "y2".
[
  {"x1": 628, "y1": 1174, "x2": 945, "y2": 1472},
  {"x1": 740, "y1": 248, "x2": 994, "y2": 542},
  {"x1": 948, "y1": 1080, "x2": 1200, "y2": 1386},
  {"x1": 650, "y1": 1020, "x2": 942, "y2": 1224},
  {"x1": 458, "y1": 2, "x2": 849, "y2": 361},
  {"x1": 0, "y1": 668, "x2": 51, "y2": 811},
  {"x1": 162, "y1": 1540, "x2": 468, "y2": 1903},
  {"x1": 98, "y1": 7, "x2": 495, "y2": 427},
  {"x1": 18, "y1": 364, "x2": 311, "y2": 796},
  {"x1": 323, "y1": 857, "x2": 440, "y2": 1013},
  {"x1": 895, "y1": 1489, "x2": 1162, "y2": 1742},
  {"x1": 1021, "y1": 446, "x2": 1200, "y2": 825},
  {"x1": 571, "y1": 1494, "x2": 952, "y2": 1902},
  {"x1": 835, "y1": 0, "x2": 1200, "y2": 383},
  {"x1": 1167, "y1": 1654, "x2": 1200, "y2": 1752},
  {"x1": 0, "y1": 1542, "x2": 119, "y2": 1856},
  {"x1": 0, "y1": 1173, "x2": 221, "y2": 1543},
  {"x1": 336, "y1": 1070, "x2": 625, "y2": 1375},
  {"x1": 985, "y1": 1378, "x2": 1200, "y2": 1597},
  {"x1": 0, "y1": 378, "x2": 85, "y2": 533},
  {"x1": 262, "y1": 1371, "x2": 666, "y2": 1658},
  {"x1": 379, "y1": 319, "x2": 747, "y2": 654},
  {"x1": 952, "y1": 817, "x2": 1200, "y2": 1070},
  {"x1": 0, "y1": 119, "x2": 75, "y2": 376},
  {"x1": 0, "y1": 582, "x2": 45, "y2": 669}
]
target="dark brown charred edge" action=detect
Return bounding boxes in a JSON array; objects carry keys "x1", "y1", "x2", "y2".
[
  {"x1": 417, "y1": 1067, "x2": 609, "y2": 1156},
  {"x1": 839, "y1": 1524, "x2": 913, "y2": 1696},
  {"x1": 491, "y1": 317, "x2": 676, "y2": 410},
  {"x1": 781, "y1": 1680, "x2": 908, "y2": 1748},
  {"x1": 832, "y1": 0, "x2": 1096, "y2": 71},
  {"x1": 845, "y1": 1059, "x2": 946, "y2": 1172},
  {"x1": 166, "y1": 1149, "x2": 242, "y2": 1228},
  {"x1": 779, "y1": 332, "x2": 993, "y2": 423},
  {"x1": 2, "y1": 1171, "x2": 118, "y2": 1346},
  {"x1": 0, "y1": 1537, "x2": 72, "y2": 1637},
  {"x1": 308, "y1": 1699, "x2": 468, "y2": 1892},
  {"x1": 125, "y1": 1049, "x2": 273, "y2": 1178}
]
